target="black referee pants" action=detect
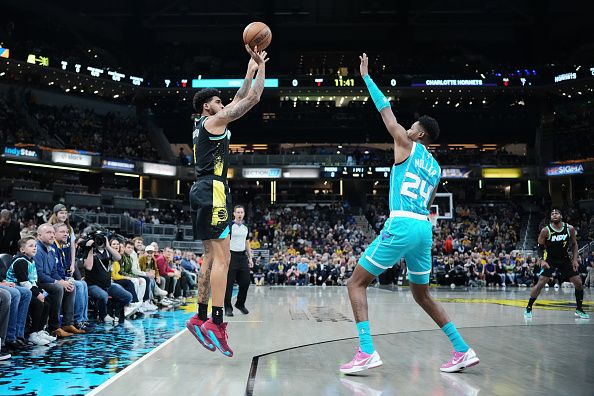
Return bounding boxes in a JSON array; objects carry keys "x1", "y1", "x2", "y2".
[{"x1": 225, "y1": 251, "x2": 250, "y2": 311}]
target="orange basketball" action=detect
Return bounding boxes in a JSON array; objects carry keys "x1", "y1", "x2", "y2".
[{"x1": 243, "y1": 22, "x2": 272, "y2": 51}]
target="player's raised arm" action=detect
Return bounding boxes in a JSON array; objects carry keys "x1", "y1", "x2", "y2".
[
  {"x1": 229, "y1": 49, "x2": 269, "y2": 106},
  {"x1": 205, "y1": 45, "x2": 268, "y2": 133},
  {"x1": 359, "y1": 53, "x2": 412, "y2": 151}
]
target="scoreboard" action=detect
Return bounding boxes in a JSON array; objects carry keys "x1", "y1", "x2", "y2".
[
  {"x1": 279, "y1": 76, "x2": 532, "y2": 88},
  {"x1": 322, "y1": 166, "x2": 391, "y2": 178}
]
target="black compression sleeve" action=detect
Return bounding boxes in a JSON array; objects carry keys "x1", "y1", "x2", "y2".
[{"x1": 537, "y1": 244, "x2": 545, "y2": 260}]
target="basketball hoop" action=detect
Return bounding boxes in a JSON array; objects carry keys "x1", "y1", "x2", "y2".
[{"x1": 429, "y1": 213, "x2": 438, "y2": 227}]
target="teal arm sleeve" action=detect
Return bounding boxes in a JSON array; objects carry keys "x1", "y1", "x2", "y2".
[{"x1": 363, "y1": 74, "x2": 390, "y2": 111}]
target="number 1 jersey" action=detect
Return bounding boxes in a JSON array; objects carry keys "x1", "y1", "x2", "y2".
[{"x1": 389, "y1": 142, "x2": 441, "y2": 215}]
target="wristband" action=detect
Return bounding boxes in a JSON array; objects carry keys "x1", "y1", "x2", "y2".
[
  {"x1": 536, "y1": 244, "x2": 545, "y2": 260},
  {"x1": 362, "y1": 74, "x2": 391, "y2": 112}
]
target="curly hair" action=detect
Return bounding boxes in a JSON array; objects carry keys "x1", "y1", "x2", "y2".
[
  {"x1": 193, "y1": 88, "x2": 221, "y2": 112},
  {"x1": 417, "y1": 115, "x2": 440, "y2": 142}
]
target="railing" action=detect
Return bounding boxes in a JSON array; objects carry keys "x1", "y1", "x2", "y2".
[
  {"x1": 172, "y1": 240, "x2": 203, "y2": 252},
  {"x1": 252, "y1": 249, "x2": 270, "y2": 261},
  {"x1": 71, "y1": 210, "x2": 196, "y2": 243},
  {"x1": 578, "y1": 240, "x2": 594, "y2": 265},
  {"x1": 520, "y1": 212, "x2": 533, "y2": 251}
]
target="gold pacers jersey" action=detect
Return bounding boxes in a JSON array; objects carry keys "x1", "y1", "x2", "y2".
[{"x1": 193, "y1": 116, "x2": 231, "y2": 226}]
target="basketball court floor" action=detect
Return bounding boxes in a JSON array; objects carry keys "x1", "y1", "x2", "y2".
[{"x1": 2, "y1": 286, "x2": 592, "y2": 396}]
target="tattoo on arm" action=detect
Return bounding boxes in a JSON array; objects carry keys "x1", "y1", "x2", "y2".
[
  {"x1": 250, "y1": 66, "x2": 265, "y2": 98},
  {"x1": 234, "y1": 74, "x2": 253, "y2": 101},
  {"x1": 220, "y1": 97, "x2": 258, "y2": 121}
]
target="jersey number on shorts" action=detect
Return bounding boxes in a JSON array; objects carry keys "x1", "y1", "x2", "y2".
[{"x1": 400, "y1": 171, "x2": 434, "y2": 207}]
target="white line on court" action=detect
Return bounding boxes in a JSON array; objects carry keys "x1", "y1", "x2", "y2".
[
  {"x1": 226, "y1": 320, "x2": 264, "y2": 323},
  {"x1": 86, "y1": 328, "x2": 188, "y2": 396}
]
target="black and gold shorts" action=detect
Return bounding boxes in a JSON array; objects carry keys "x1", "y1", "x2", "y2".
[{"x1": 189, "y1": 177, "x2": 232, "y2": 241}]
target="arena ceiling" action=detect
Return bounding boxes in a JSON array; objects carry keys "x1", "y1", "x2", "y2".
[{"x1": 6, "y1": 0, "x2": 594, "y2": 67}]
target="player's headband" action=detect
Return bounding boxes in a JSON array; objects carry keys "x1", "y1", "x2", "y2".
[{"x1": 550, "y1": 208, "x2": 562, "y2": 215}]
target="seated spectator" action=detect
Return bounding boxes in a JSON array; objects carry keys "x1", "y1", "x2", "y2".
[
  {"x1": 483, "y1": 260, "x2": 502, "y2": 286},
  {"x1": 308, "y1": 259, "x2": 318, "y2": 285},
  {"x1": 266, "y1": 259, "x2": 281, "y2": 285},
  {"x1": 249, "y1": 236, "x2": 261, "y2": 250},
  {"x1": 0, "y1": 259, "x2": 32, "y2": 351},
  {"x1": 252, "y1": 256, "x2": 265, "y2": 286},
  {"x1": 139, "y1": 245, "x2": 167, "y2": 299},
  {"x1": 82, "y1": 233, "x2": 132, "y2": 323},
  {"x1": 156, "y1": 246, "x2": 179, "y2": 298},
  {"x1": 496, "y1": 259, "x2": 508, "y2": 286},
  {"x1": 0, "y1": 287, "x2": 11, "y2": 360},
  {"x1": 34, "y1": 223, "x2": 81, "y2": 338},
  {"x1": 297, "y1": 256, "x2": 309, "y2": 286},
  {"x1": 286, "y1": 264, "x2": 298, "y2": 285},
  {"x1": 120, "y1": 241, "x2": 157, "y2": 312},
  {"x1": 109, "y1": 238, "x2": 142, "y2": 316},
  {"x1": 171, "y1": 253, "x2": 190, "y2": 299},
  {"x1": 179, "y1": 250, "x2": 198, "y2": 287},
  {"x1": 6, "y1": 237, "x2": 55, "y2": 345},
  {"x1": 514, "y1": 262, "x2": 533, "y2": 287},
  {"x1": 52, "y1": 223, "x2": 92, "y2": 331},
  {"x1": 0, "y1": 209, "x2": 20, "y2": 255}
]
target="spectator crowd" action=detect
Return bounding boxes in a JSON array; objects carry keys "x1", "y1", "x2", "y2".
[
  {"x1": 1, "y1": 198, "x2": 593, "y2": 361},
  {"x1": 0, "y1": 204, "x2": 202, "y2": 361},
  {"x1": 29, "y1": 103, "x2": 160, "y2": 161}
]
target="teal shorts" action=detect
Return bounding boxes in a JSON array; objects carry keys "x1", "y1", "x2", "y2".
[{"x1": 358, "y1": 216, "x2": 433, "y2": 284}]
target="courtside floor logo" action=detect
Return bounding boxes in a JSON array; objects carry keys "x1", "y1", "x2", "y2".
[{"x1": 436, "y1": 298, "x2": 592, "y2": 311}]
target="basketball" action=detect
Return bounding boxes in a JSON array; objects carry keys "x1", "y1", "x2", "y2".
[{"x1": 243, "y1": 21, "x2": 272, "y2": 51}]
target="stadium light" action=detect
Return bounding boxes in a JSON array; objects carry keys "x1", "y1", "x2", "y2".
[{"x1": 114, "y1": 172, "x2": 139, "y2": 178}]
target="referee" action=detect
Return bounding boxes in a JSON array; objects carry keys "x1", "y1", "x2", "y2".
[{"x1": 224, "y1": 205, "x2": 254, "y2": 316}]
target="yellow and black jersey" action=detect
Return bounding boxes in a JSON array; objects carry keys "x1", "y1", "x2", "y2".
[{"x1": 192, "y1": 116, "x2": 230, "y2": 179}]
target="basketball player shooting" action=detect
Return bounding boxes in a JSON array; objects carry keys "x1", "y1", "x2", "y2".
[
  {"x1": 185, "y1": 45, "x2": 269, "y2": 357},
  {"x1": 340, "y1": 53, "x2": 479, "y2": 374}
]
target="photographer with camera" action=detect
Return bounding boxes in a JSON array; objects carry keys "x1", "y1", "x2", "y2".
[
  {"x1": 34, "y1": 223, "x2": 81, "y2": 338},
  {"x1": 81, "y1": 228, "x2": 133, "y2": 323}
]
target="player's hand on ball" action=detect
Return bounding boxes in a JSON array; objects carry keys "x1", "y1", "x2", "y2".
[
  {"x1": 248, "y1": 51, "x2": 268, "y2": 71},
  {"x1": 359, "y1": 53, "x2": 369, "y2": 77},
  {"x1": 245, "y1": 45, "x2": 269, "y2": 66}
]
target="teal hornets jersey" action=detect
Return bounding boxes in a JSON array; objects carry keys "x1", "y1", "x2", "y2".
[{"x1": 389, "y1": 142, "x2": 441, "y2": 215}]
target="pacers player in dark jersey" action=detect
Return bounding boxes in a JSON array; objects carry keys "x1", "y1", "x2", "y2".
[
  {"x1": 524, "y1": 208, "x2": 589, "y2": 319},
  {"x1": 185, "y1": 45, "x2": 268, "y2": 357}
]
